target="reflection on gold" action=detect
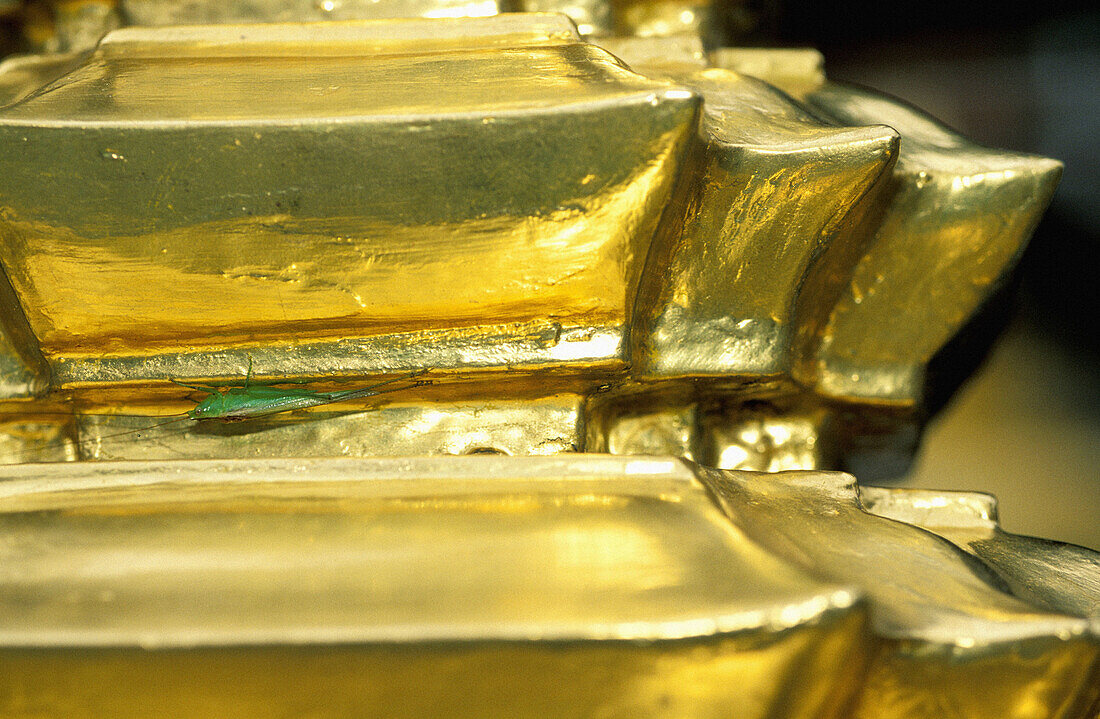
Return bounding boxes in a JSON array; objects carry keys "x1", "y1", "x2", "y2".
[
  {"x1": 0, "y1": 24, "x2": 1062, "y2": 472},
  {"x1": 614, "y1": 0, "x2": 717, "y2": 44},
  {"x1": 631, "y1": 68, "x2": 898, "y2": 383},
  {"x1": 702, "y1": 468, "x2": 1100, "y2": 718},
  {"x1": 119, "y1": 0, "x2": 506, "y2": 27},
  {"x1": 862, "y1": 487, "x2": 1100, "y2": 620},
  {"x1": 0, "y1": 21, "x2": 696, "y2": 373},
  {"x1": 1, "y1": 18, "x2": 1092, "y2": 717},
  {"x1": 699, "y1": 401, "x2": 833, "y2": 471},
  {"x1": 798, "y1": 83, "x2": 1062, "y2": 406},
  {"x1": 0, "y1": 456, "x2": 868, "y2": 718},
  {"x1": 516, "y1": 0, "x2": 611, "y2": 35},
  {"x1": 711, "y1": 47, "x2": 826, "y2": 98},
  {"x1": 76, "y1": 395, "x2": 586, "y2": 461}
]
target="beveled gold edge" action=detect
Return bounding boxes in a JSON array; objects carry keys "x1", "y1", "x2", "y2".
[
  {"x1": 47, "y1": 322, "x2": 626, "y2": 387},
  {"x1": 0, "y1": 84, "x2": 697, "y2": 127},
  {"x1": 0, "y1": 262, "x2": 49, "y2": 398},
  {"x1": 859, "y1": 486, "x2": 1000, "y2": 529},
  {"x1": 0, "y1": 454, "x2": 862, "y2": 647},
  {"x1": 0, "y1": 593, "x2": 863, "y2": 649},
  {"x1": 1, "y1": 606, "x2": 864, "y2": 649},
  {"x1": 697, "y1": 467, "x2": 1099, "y2": 649},
  {"x1": 95, "y1": 13, "x2": 583, "y2": 58},
  {"x1": 0, "y1": 454, "x2": 701, "y2": 501}
]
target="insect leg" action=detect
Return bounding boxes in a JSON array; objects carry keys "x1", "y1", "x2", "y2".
[{"x1": 321, "y1": 369, "x2": 430, "y2": 402}]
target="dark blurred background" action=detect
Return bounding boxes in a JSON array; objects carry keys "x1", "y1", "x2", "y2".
[{"x1": 768, "y1": 0, "x2": 1099, "y2": 547}]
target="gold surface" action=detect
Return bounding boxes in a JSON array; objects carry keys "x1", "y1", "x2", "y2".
[
  {"x1": 0, "y1": 30, "x2": 1065, "y2": 475},
  {"x1": 589, "y1": 401, "x2": 698, "y2": 459},
  {"x1": 76, "y1": 394, "x2": 587, "y2": 461},
  {"x1": 0, "y1": 415, "x2": 74, "y2": 463},
  {"x1": 19, "y1": 0, "x2": 734, "y2": 51},
  {"x1": 0, "y1": 18, "x2": 697, "y2": 385},
  {"x1": 0, "y1": 24, "x2": 1089, "y2": 714},
  {"x1": 597, "y1": 34, "x2": 709, "y2": 73},
  {"x1": 0, "y1": 51, "x2": 85, "y2": 106},
  {"x1": 862, "y1": 487, "x2": 1100, "y2": 619},
  {"x1": 516, "y1": 0, "x2": 611, "y2": 35},
  {"x1": 800, "y1": 82, "x2": 1063, "y2": 406},
  {"x1": 119, "y1": 0, "x2": 504, "y2": 25},
  {"x1": 613, "y1": 0, "x2": 717, "y2": 44},
  {"x1": 701, "y1": 468, "x2": 1100, "y2": 719},
  {"x1": 0, "y1": 263, "x2": 49, "y2": 399},
  {"x1": 699, "y1": 400, "x2": 834, "y2": 471},
  {"x1": 0, "y1": 455, "x2": 868, "y2": 718},
  {"x1": 2, "y1": 455, "x2": 1097, "y2": 717},
  {"x1": 631, "y1": 68, "x2": 897, "y2": 383},
  {"x1": 710, "y1": 47, "x2": 826, "y2": 98}
]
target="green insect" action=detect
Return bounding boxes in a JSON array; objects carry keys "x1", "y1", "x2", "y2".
[
  {"x1": 174, "y1": 364, "x2": 430, "y2": 421},
  {"x1": 0, "y1": 364, "x2": 432, "y2": 463}
]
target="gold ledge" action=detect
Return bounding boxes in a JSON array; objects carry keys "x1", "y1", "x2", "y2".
[
  {"x1": 632, "y1": 70, "x2": 898, "y2": 380},
  {"x1": 0, "y1": 455, "x2": 869, "y2": 718},
  {"x1": 48, "y1": 322, "x2": 626, "y2": 387},
  {"x1": 803, "y1": 82, "x2": 1063, "y2": 406}
]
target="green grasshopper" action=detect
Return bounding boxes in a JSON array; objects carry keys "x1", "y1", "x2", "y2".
[
  {"x1": 173, "y1": 363, "x2": 430, "y2": 421},
  {"x1": 0, "y1": 364, "x2": 432, "y2": 462}
]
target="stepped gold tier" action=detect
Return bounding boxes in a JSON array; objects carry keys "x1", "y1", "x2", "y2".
[
  {"x1": 0, "y1": 13, "x2": 1094, "y2": 719},
  {"x1": 0, "y1": 455, "x2": 1096, "y2": 718}
]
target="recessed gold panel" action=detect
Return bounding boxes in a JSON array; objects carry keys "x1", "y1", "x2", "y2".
[
  {"x1": 699, "y1": 400, "x2": 833, "y2": 471},
  {"x1": 596, "y1": 34, "x2": 708, "y2": 73},
  {"x1": 710, "y1": 47, "x2": 826, "y2": 98},
  {"x1": 75, "y1": 395, "x2": 586, "y2": 461},
  {"x1": 614, "y1": 0, "x2": 717, "y2": 44},
  {"x1": 517, "y1": 0, "x2": 611, "y2": 35},
  {"x1": 0, "y1": 266, "x2": 49, "y2": 399},
  {"x1": 590, "y1": 401, "x2": 698, "y2": 459}
]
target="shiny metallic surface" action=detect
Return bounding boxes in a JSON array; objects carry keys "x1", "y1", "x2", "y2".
[
  {"x1": 0, "y1": 25, "x2": 1063, "y2": 473},
  {"x1": 0, "y1": 456, "x2": 868, "y2": 718},
  {"x1": 702, "y1": 468, "x2": 1100, "y2": 719},
  {"x1": 800, "y1": 82, "x2": 1063, "y2": 407},
  {"x1": 631, "y1": 68, "x2": 897, "y2": 383},
  {"x1": 2, "y1": 455, "x2": 1097, "y2": 717},
  {"x1": 77, "y1": 395, "x2": 586, "y2": 461},
  {"x1": 614, "y1": 0, "x2": 717, "y2": 44},
  {"x1": 120, "y1": 0, "x2": 504, "y2": 25},
  {"x1": 516, "y1": 0, "x2": 611, "y2": 35},
  {"x1": 0, "y1": 18, "x2": 695, "y2": 385},
  {"x1": 0, "y1": 15, "x2": 1090, "y2": 716},
  {"x1": 590, "y1": 402, "x2": 698, "y2": 460},
  {"x1": 861, "y1": 487, "x2": 1100, "y2": 619},
  {"x1": 597, "y1": 34, "x2": 709, "y2": 72},
  {"x1": 699, "y1": 401, "x2": 834, "y2": 471},
  {"x1": 0, "y1": 264, "x2": 49, "y2": 398},
  {"x1": 0, "y1": 51, "x2": 85, "y2": 106},
  {"x1": 710, "y1": 47, "x2": 826, "y2": 98}
]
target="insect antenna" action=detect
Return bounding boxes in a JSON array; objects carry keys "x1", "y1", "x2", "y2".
[{"x1": 1, "y1": 413, "x2": 195, "y2": 464}]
